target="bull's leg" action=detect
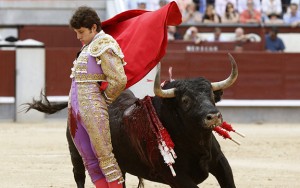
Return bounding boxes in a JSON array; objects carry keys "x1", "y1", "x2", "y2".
[
  {"x1": 66, "y1": 127, "x2": 86, "y2": 188},
  {"x1": 168, "y1": 172, "x2": 200, "y2": 188},
  {"x1": 146, "y1": 169, "x2": 201, "y2": 188},
  {"x1": 209, "y1": 135, "x2": 236, "y2": 188}
]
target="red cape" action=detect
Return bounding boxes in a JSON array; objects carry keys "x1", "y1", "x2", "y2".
[{"x1": 102, "y1": 2, "x2": 182, "y2": 88}]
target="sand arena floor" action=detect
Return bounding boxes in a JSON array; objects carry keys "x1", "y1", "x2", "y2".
[{"x1": 0, "y1": 120, "x2": 299, "y2": 188}]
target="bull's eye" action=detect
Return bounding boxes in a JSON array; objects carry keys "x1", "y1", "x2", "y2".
[{"x1": 181, "y1": 95, "x2": 191, "y2": 111}]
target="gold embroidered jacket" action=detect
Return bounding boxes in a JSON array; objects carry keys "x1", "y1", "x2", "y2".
[{"x1": 70, "y1": 31, "x2": 127, "y2": 103}]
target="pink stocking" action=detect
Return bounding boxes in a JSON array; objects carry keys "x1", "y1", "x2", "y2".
[
  {"x1": 94, "y1": 178, "x2": 109, "y2": 188},
  {"x1": 108, "y1": 180, "x2": 123, "y2": 188}
]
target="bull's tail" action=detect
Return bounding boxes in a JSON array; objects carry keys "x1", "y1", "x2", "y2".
[{"x1": 24, "y1": 91, "x2": 68, "y2": 114}]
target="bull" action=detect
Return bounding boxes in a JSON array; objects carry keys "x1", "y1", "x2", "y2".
[{"x1": 26, "y1": 53, "x2": 238, "y2": 188}]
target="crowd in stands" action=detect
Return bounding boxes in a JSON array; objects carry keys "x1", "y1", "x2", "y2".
[
  {"x1": 178, "y1": 24, "x2": 285, "y2": 52},
  {"x1": 124, "y1": 0, "x2": 300, "y2": 26},
  {"x1": 123, "y1": 0, "x2": 298, "y2": 52}
]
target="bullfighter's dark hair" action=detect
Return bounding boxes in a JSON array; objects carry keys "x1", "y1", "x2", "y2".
[{"x1": 69, "y1": 6, "x2": 102, "y2": 32}]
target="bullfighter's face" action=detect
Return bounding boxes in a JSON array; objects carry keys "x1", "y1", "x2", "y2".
[{"x1": 74, "y1": 24, "x2": 97, "y2": 45}]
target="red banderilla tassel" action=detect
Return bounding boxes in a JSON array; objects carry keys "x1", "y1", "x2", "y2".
[
  {"x1": 221, "y1": 121, "x2": 245, "y2": 138},
  {"x1": 159, "y1": 128, "x2": 175, "y2": 149},
  {"x1": 213, "y1": 126, "x2": 241, "y2": 145}
]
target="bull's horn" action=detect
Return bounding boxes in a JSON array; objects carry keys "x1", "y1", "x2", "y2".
[
  {"x1": 211, "y1": 53, "x2": 238, "y2": 91},
  {"x1": 154, "y1": 63, "x2": 175, "y2": 98}
]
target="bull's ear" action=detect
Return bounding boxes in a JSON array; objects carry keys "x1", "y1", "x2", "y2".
[{"x1": 213, "y1": 89, "x2": 223, "y2": 103}]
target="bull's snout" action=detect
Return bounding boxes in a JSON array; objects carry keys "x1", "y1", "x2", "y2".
[
  {"x1": 204, "y1": 112, "x2": 223, "y2": 129},
  {"x1": 206, "y1": 112, "x2": 222, "y2": 121}
]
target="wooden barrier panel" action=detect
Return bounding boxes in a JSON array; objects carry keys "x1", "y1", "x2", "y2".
[
  {"x1": 0, "y1": 48, "x2": 77, "y2": 98},
  {"x1": 15, "y1": 24, "x2": 300, "y2": 49},
  {"x1": 1, "y1": 48, "x2": 300, "y2": 100},
  {"x1": 176, "y1": 24, "x2": 300, "y2": 37},
  {"x1": 167, "y1": 41, "x2": 264, "y2": 52},
  {"x1": 45, "y1": 47, "x2": 78, "y2": 96},
  {"x1": 0, "y1": 50, "x2": 15, "y2": 96},
  {"x1": 160, "y1": 52, "x2": 300, "y2": 100},
  {"x1": 19, "y1": 25, "x2": 81, "y2": 48}
]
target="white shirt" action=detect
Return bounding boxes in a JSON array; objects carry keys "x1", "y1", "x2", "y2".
[
  {"x1": 206, "y1": 35, "x2": 229, "y2": 42},
  {"x1": 261, "y1": 0, "x2": 282, "y2": 15}
]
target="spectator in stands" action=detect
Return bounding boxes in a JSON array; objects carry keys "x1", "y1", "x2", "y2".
[
  {"x1": 207, "y1": 0, "x2": 216, "y2": 5},
  {"x1": 124, "y1": 0, "x2": 161, "y2": 11},
  {"x1": 238, "y1": 0, "x2": 261, "y2": 13},
  {"x1": 182, "y1": 2, "x2": 203, "y2": 24},
  {"x1": 233, "y1": 27, "x2": 252, "y2": 42},
  {"x1": 283, "y1": 3, "x2": 300, "y2": 26},
  {"x1": 265, "y1": 27, "x2": 285, "y2": 52},
  {"x1": 193, "y1": 0, "x2": 207, "y2": 14},
  {"x1": 159, "y1": 0, "x2": 169, "y2": 9},
  {"x1": 206, "y1": 27, "x2": 229, "y2": 41},
  {"x1": 262, "y1": 0, "x2": 283, "y2": 16},
  {"x1": 124, "y1": 0, "x2": 139, "y2": 10},
  {"x1": 261, "y1": 0, "x2": 283, "y2": 22},
  {"x1": 147, "y1": 0, "x2": 161, "y2": 10},
  {"x1": 167, "y1": 26, "x2": 182, "y2": 40},
  {"x1": 202, "y1": 4, "x2": 222, "y2": 23},
  {"x1": 124, "y1": 0, "x2": 156, "y2": 10},
  {"x1": 183, "y1": 26, "x2": 206, "y2": 44},
  {"x1": 291, "y1": 0, "x2": 300, "y2": 11},
  {"x1": 215, "y1": 0, "x2": 237, "y2": 17},
  {"x1": 265, "y1": 13, "x2": 285, "y2": 24},
  {"x1": 222, "y1": 2, "x2": 240, "y2": 23},
  {"x1": 137, "y1": 1, "x2": 147, "y2": 10},
  {"x1": 239, "y1": 0, "x2": 262, "y2": 24},
  {"x1": 281, "y1": 0, "x2": 291, "y2": 13},
  {"x1": 176, "y1": 0, "x2": 192, "y2": 12}
]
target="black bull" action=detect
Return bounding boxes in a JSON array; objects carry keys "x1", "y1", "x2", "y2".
[{"x1": 26, "y1": 54, "x2": 238, "y2": 188}]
